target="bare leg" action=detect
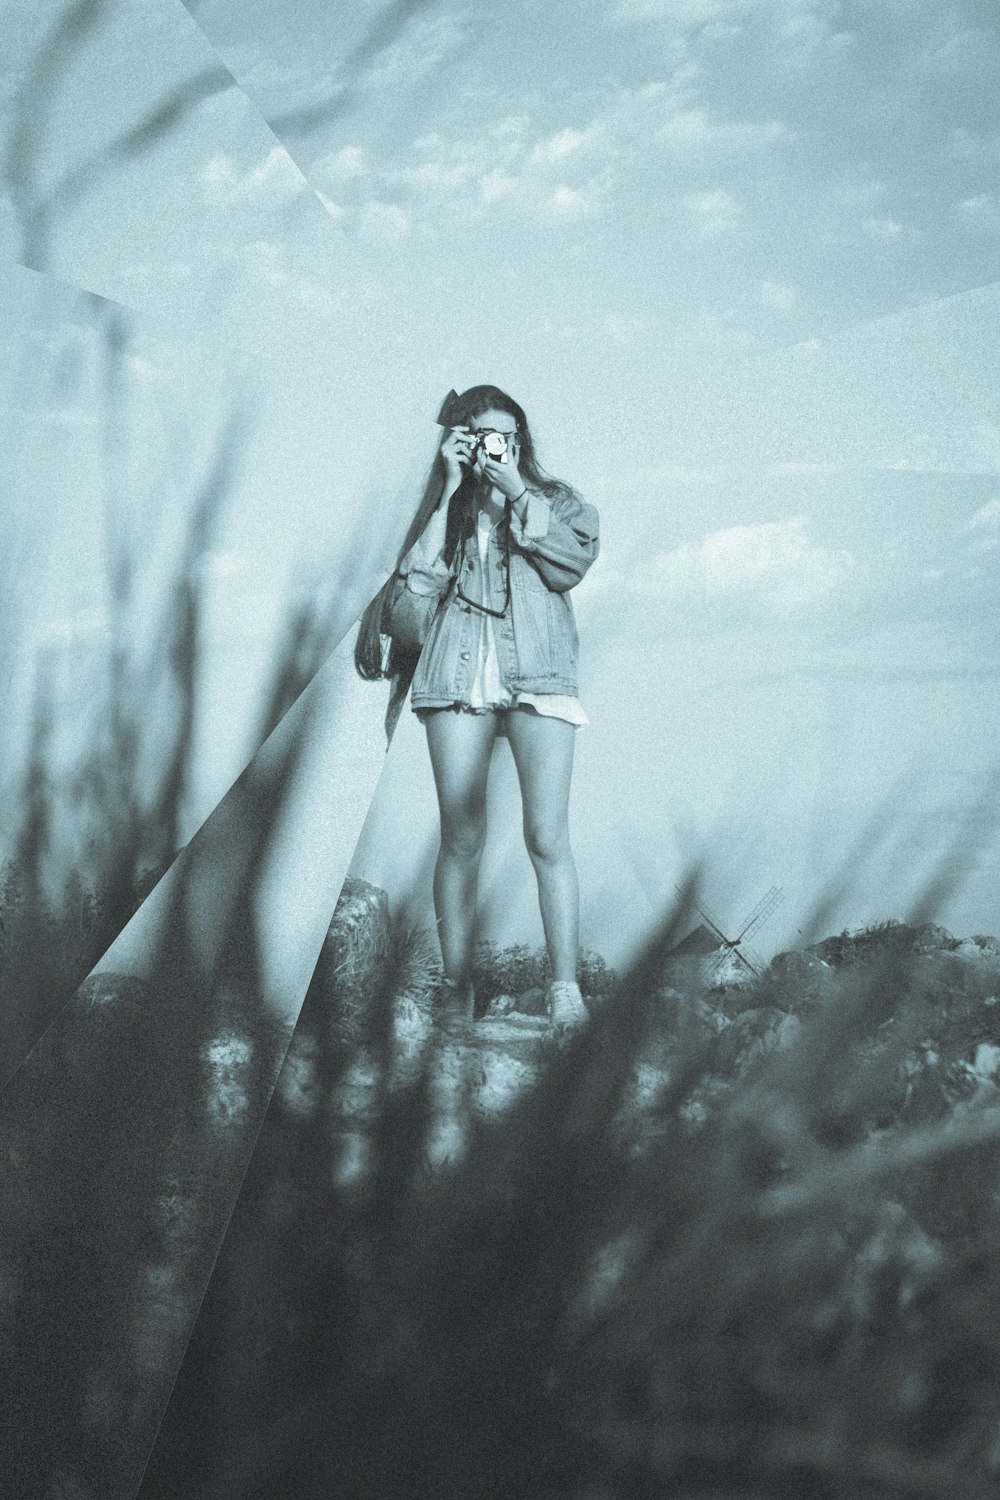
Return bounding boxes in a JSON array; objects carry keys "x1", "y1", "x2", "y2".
[
  {"x1": 422, "y1": 708, "x2": 500, "y2": 983},
  {"x1": 503, "y1": 708, "x2": 579, "y2": 983}
]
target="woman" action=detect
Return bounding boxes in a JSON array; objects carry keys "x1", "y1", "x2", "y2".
[{"x1": 355, "y1": 386, "x2": 600, "y2": 1031}]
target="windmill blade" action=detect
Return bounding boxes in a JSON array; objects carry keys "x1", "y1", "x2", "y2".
[
  {"x1": 744, "y1": 941, "x2": 767, "y2": 973},
  {"x1": 734, "y1": 884, "x2": 782, "y2": 938},
  {"x1": 735, "y1": 885, "x2": 784, "y2": 942},
  {"x1": 682, "y1": 893, "x2": 733, "y2": 945},
  {"x1": 672, "y1": 883, "x2": 733, "y2": 947}
]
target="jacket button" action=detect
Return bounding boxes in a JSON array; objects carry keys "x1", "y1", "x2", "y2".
[{"x1": 460, "y1": 649, "x2": 470, "y2": 660}]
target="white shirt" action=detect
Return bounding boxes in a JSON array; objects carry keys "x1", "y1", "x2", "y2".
[{"x1": 466, "y1": 507, "x2": 589, "y2": 730}]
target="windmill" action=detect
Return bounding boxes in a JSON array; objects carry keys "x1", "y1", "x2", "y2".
[{"x1": 671, "y1": 883, "x2": 785, "y2": 982}]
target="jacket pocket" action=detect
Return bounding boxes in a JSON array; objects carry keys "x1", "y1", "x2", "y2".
[{"x1": 511, "y1": 585, "x2": 552, "y2": 677}]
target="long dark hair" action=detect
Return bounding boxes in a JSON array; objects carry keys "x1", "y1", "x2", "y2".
[{"x1": 353, "y1": 385, "x2": 574, "y2": 747}]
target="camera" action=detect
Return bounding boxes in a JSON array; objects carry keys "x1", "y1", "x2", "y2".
[{"x1": 466, "y1": 431, "x2": 509, "y2": 465}]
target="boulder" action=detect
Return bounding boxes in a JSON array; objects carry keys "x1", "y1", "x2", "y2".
[
  {"x1": 913, "y1": 922, "x2": 958, "y2": 953},
  {"x1": 515, "y1": 986, "x2": 548, "y2": 1017},
  {"x1": 956, "y1": 935, "x2": 1000, "y2": 969},
  {"x1": 972, "y1": 1042, "x2": 1000, "y2": 1082},
  {"x1": 713, "y1": 1006, "x2": 800, "y2": 1077},
  {"x1": 769, "y1": 949, "x2": 831, "y2": 982},
  {"x1": 305, "y1": 877, "x2": 391, "y2": 1044},
  {"x1": 654, "y1": 986, "x2": 729, "y2": 1038},
  {"x1": 845, "y1": 1200, "x2": 943, "y2": 1320}
]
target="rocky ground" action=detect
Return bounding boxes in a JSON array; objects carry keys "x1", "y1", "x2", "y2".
[
  {"x1": 277, "y1": 893, "x2": 1000, "y2": 1189},
  {"x1": 11, "y1": 873, "x2": 1000, "y2": 1495}
]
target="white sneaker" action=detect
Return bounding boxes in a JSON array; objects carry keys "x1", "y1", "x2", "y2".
[{"x1": 547, "y1": 980, "x2": 588, "y2": 1032}]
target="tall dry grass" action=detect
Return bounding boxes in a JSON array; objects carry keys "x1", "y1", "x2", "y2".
[
  {"x1": 3, "y1": 8, "x2": 1000, "y2": 1498},
  {"x1": 125, "y1": 800, "x2": 1000, "y2": 1500},
  {"x1": 0, "y1": 277, "x2": 368, "y2": 1497}
]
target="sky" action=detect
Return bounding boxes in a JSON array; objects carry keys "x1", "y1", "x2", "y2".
[{"x1": 1, "y1": 0, "x2": 998, "y2": 968}]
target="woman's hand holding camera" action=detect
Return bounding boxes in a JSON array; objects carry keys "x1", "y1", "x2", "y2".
[
  {"x1": 440, "y1": 426, "x2": 476, "y2": 493},
  {"x1": 438, "y1": 424, "x2": 528, "y2": 522},
  {"x1": 423, "y1": 427, "x2": 474, "y2": 560},
  {"x1": 478, "y1": 447, "x2": 526, "y2": 507}
]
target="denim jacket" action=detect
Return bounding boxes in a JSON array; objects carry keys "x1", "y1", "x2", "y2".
[{"x1": 387, "y1": 487, "x2": 600, "y2": 709}]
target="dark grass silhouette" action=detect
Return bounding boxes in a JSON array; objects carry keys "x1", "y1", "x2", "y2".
[
  {"x1": 0, "y1": 290, "x2": 249, "y2": 1082},
  {"x1": 130, "y1": 782, "x2": 1000, "y2": 1500},
  {"x1": 4, "y1": 289, "x2": 1000, "y2": 1498},
  {"x1": 4, "y1": 314, "x2": 1000, "y2": 1495},
  {"x1": 0, "y1": 287, "x2": 382, "y2": 1495},
  {"x1": 5, "y1": 9, "x2": 1000, "y2": 1494}
]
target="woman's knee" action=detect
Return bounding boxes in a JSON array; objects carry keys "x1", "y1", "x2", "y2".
[
  {"x1": 440, "y1": 810, "x2": 488, "y2": 862},
  {"x1": 523, "y1": 819, "x2": 571, "y2": 865}
]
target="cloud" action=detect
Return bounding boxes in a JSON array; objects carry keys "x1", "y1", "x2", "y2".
[
  {"x1": 610, "y1": 0, "x2": 745, "y2": 24},
  {"x1": 542, "y1": 181, "x2": 604, "y2": 221},
  {"x1": 968, "y1": 496, "x2": 1000, "y2": 530},
  {"x1": 192, "y1": 551, "x2": 247, "y2": 581},
  {"x1": 314, "y1": 191, "x2": 345, "y2": 221},
  {"x1": 684, "y1": 187, "x2": 739, "y2": 235},
  {"x1": 369, "y1": 115, "x2": 613, "y2": 228},
  {"x1": 479, "y1": 168, "x2": 519, "y2": 206},
  {"x1": 398, "y1": 160, "x2": 473, "y2": 194},
  {"x1": 862, "y1": 216, "x2": 905, "y2": 239},
  {"x1": 657, "y1": 107, "x2": 787, "y2": 155},
  {"x1": 529, "y1": 123, "x2": 606, "y2": 166},
  {"x1": 35, "y1": 606, "x2": 110, "y2": 647},
  {"x1": 759, "y1": 279, "x2": 796, "y2": 309},
  {"x1": 313, "y1": 145, "x2": 366, "y2": 182},
  {"x1": 833, "y1": 174, "x2": 889, "y2": 209},
  {"x1": 767, "y1": 461, "x2": 838, "y2": 477},
  {"x1": 957, "y1": 194, "x2": 1000, "y2": 230},
  {"x1": 685, "y1": 306, "x2": 756, "y2": 350},
  {"x1": 245, "y1": 240, "x2": 289, "y2": 287},
  {"x1": 199, "y1": 147, "x2": 304, "y2": 208},
  {"x1": 357, "y1": 200, "x2": 411, "y2": 243},
  {"x1": 609, "y1": 0, "x2": 835, "y2": 30},
  {"x1": 631, "y1": 516, "x2": 855, "y2": 615},
  {"x1": 362, "y1": 11, "x2": 471, "y2": 92}
]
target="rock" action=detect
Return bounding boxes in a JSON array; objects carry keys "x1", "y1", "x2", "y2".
[
  {"x1": 846, "y1": 1200, "x2": 943, "y2": 1319},
  {"x1": 956, "y1": 936, "x2": 1000, "y2": 968},
  {"x1": 913, "y1": 922, "x2": 958, "y2": 953},
  {"x1": 56, "y1": 972, "x2": 151, "y2": 1080},
  {"x1": 899, "y1": 1058, "x2": 950, "y2": 1125},
  {"x1": 472, "y1": 1050, "x2": 538, "y2": 1115},
  {"x1": 654, "y1": 987, "x2": 729, "y2": 1038},
  {"x1": 515, "y1": 986, "x2": 547, "y2": 1016},
  {"x1": 972, "y1": 1042, "x2": 1000, "y2": 1082},
  {"x1": 803, "y1": 921, "x2": 960, "y2": 970},
  {"x1": 306, "y1": 877, "x2": 391, "y2": 1043},
  {"x1": 484, "y1": 994, "x2": 517, "y2": 1019},
  {"x1": 776, "y1": 1012, "x2": 803, "y2": 1047},
  {"x1": 275, "y1": 1031, "x2": 322, "y2": 1119},
  {"x1": 392, "y1": 995, "x2": 433, "y2": 1059},
  {"x1": 713, "y1": 1006, "x2": 797, "y2": 1076},
  {"x1": 769, "y1": 950, "x2": 831, "y2": 981}
]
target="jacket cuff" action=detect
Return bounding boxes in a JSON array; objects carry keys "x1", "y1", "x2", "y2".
[
  {"x1": 398, "y1": 550, "x2": 452, "y2": 596},
  {"x1": 509, "y1": 491, "x2": 550, "y2": 545}
]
